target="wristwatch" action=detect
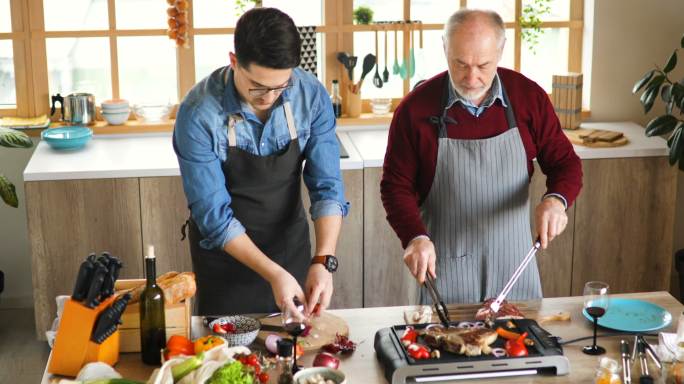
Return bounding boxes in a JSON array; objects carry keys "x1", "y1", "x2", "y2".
[{"x1": 311, "y1": 255, "x2": 338, "y2": 273}]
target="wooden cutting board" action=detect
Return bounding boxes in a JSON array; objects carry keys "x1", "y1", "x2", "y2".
[
  {"x1": 564, "y1": 128, "x2": 629, "y2": 147},
  {"x1": 256, "y1": 311, "x2": 349, "y2": 352}
]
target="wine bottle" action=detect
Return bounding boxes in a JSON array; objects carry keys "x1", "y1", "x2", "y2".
[{"x1": 140, "y1": 245, "x2": 166, "y2": 365}]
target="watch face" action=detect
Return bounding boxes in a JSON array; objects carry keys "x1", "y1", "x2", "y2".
[{"x1": 325, "y1": 256, "x2": 338, "y2": 272}]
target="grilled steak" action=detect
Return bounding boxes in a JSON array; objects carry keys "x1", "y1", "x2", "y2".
[
  {"x1": 420, "y1": 327, "x2": 498, "y2": 356},
  {"x1": 475, "y1": 298, "x2": 524, "y2": 322}
]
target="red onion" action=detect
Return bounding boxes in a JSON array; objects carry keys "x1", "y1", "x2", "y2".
[
  {"x1": 491, "y1": 348, "x2": 507, "y2": 358},
  {"x1": 265, "y1": 334, "x2": 282, "y2": 354},
  {"x1": 313, "y1": 352, "x2": 340, "y2": 369}
]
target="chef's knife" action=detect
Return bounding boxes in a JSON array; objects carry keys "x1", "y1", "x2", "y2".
[
  {"x1": 490, "y1": 238, "x2": 542, "y2": 314},
  {"x1": 71, "y1": 253, "x2": 96, "y2": 301},
  {"x1": 85, "y1": 260, "x2": 109, "y2": 308},
  {"x1": 91, "y1": 293, "x2": 131, "y2": 344}
]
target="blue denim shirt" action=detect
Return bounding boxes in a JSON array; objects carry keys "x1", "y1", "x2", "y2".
[{"x1": 173, "y1": 66, "x2": 349, "y2": 250}]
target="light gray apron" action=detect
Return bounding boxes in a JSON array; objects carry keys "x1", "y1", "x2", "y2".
[{"x1": 418, "y1": 78, "x2": 543, "y2": 304}]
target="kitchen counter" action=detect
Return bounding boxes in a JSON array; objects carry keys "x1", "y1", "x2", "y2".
[
  {"x1": 23, "y1": 132, "x2": 364, "y2": 181},
  {"x1": 23, "y1": 121, "x2": 666, "y2": 181},
  {"x1": 343, "y1": 121, "x2": 669, "y2": 167},
  {"x1": 42, "y1": 291, "x2": 683, "y2": 383}
]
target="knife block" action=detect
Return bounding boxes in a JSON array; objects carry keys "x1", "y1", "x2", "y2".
[{"x1": 48, "y1": 295, "x2": 120, "y2": 377}]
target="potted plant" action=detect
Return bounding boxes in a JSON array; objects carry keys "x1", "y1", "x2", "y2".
[
  {"x1": 632, "y1": 33, "x2": 684, "y2": 170},
  {"x1": 0, "y1": 127, "x2": 33, "y2": 208},
  {"x1": 353, "y1": 6, "x2": 373, "y2": 25}
]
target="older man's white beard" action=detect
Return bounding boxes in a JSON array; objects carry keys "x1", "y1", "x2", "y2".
[{"x1": 453, "y1": 85, "x2": 489, "y2": 105}]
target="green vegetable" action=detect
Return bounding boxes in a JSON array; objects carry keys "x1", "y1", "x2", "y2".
[
  {"x1": 206, "y1": 361, "x2": 253, "y2": 384},
  {"x1": 172, "y1": 352, "x2": 205, "y2": 383},
  {"x1": 59, "y1": 379, "x2": 145, "y2": 384}
]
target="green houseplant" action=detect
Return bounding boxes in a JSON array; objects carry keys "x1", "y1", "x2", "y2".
[
  {"x1": 519, "y1": 0, "x2": 551, "y2": 54},
  {"x1": 353, "y1": 6, "x2": 373, "y2": 25},
  {"x1": 632, "y1": 34, "x2": 684, "y2": 170},
  {"x1": 0, "y1": 127, "x2": 33, "y2": 208}
]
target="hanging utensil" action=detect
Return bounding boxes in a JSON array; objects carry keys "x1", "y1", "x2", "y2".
[
  {"x1": 373, "y1": 29, "x2": 384, "y2": 88},
  {"x1": 398, "y1": 21, "x2": 409, "y2": 80},
  {"x1": 392, "y1": 24, "x2": 400, "y2": 75},
  {"x1": 336, "y1": 52, "x2": 353, "y2": 82},
  {"x1": 382, "y1": 25, "x2": 390, "y2": 82},
  {"x1": 348, "y1": 55, "x2": 358, "y2": 80},
  {"x1": 409, "y1": 21, "x2": 416, "y2": 78},
  {"x1": 489, "y1": 238, "x2": 542, "y2": 314},
  {"x1": 355, "y1": 53, "x2": 376, "y2": 93}
]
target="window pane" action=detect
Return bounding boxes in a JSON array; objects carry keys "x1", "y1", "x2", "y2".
[
  {"x1": 116, "y1": 0, "x2": 167, "y2": 30},
  {"x1": 353, "y1": 31, "x2": 403, "y2": 99},
  {"x1": 410, "y1": 29, "x2": 446, "y2": 90},
  {"x1": 0, "y1": 0, "x2": 11, "y2": 33},
  {"x1": 195, "y1": 35, "x2": 233, "y2": 82},
  {"x1": 501, "y1": 28, "x2": 515, "y2": 69},
  {"x1": 0, "y1": 40, "x2": 16, "y2": 107},
  {"x1": 193, "y1": 0, "x2": 247, "y2": 28},
  {"x1": 520, "y1": 28, "x2": 568, "y2": 92},
  {"x1": 411, "y1": 0, "x2": 460, "y2": 24},
  {"x1": 353, "y1": 0, "x2": 402, "y2": 23},
  {"x1": 466, "y1": 0, "x2": 515, "y2": 22},
  {"x1": 118, "y1": 36, "x2": 177, "y2": 104},
  {"x1": 46, "y1": 38, "x2": 112, "y2": 103},
  {"x1": 43, "y1": 0, "x2": 108, "y2": 31},
  {"x1": 262, "y1": 0, "x2": 322, "y2": 25},
  {"x1": 523, "y1": 0, "x2": 569, "y2": 21}
]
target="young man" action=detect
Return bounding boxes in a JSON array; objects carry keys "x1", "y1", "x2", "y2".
[
  {"x1": 174, "y1": 8, "x2": 348, "y2": 318},
  {"x1": 381, "y1": 9, "x2": 582, "y2": 304}
]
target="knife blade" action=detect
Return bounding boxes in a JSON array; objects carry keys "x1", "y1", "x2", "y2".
[
  {"x1": 91, "y1": 293, "x2": 131, "y2": 344},
  {"x1": 490, "y1": 238, "x2": 541, "y2": 314}
]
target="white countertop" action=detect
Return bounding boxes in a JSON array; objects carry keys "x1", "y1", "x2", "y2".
[
  {"x1": 23, "y1": 122, "x2": 667, "y2": 181},
  {"x1": 344, "y1": 121, "x2": 670, "y2": 168},
  {"x1": 23, "y1": 132, "x2": 364, "y2": 181}
]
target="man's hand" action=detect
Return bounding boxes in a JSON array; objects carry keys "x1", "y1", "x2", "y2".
[
  {"x1": 268, "y1": 268, "x2": 307, "y2": 322},
  {"x1": 534, "y1": 197, "x2": 568, "y2": 249},
  {"x1": 403, "y1": 237, "x2": 437, "y2": 284},
  {"x1": 304, "y1": 264, "x2": 333, "y2": 317}
]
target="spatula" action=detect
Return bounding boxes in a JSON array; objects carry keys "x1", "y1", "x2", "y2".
[
  {"x1": 373, "y1": 30, "x2": 384, "y2": 88},
  {"x1": 392, "y1": 26, "x2": 400, "y2": 75},
  {"x1": 355, "y1": 53, "x2": 376, "y2": 93},
  {"x1": 383, "y1": 26, "x2": 389, "y2": 82}
]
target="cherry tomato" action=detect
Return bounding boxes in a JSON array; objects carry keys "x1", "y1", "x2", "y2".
[
  {"x1": 246, "y1": 353, "x2": 259, "y2": 367},
  {"x1": 258, "y1": 372, "x2": 269, "y2": 383},
  {"x1": 212, "y1": 323, "x2": 227, "y2": 334}
]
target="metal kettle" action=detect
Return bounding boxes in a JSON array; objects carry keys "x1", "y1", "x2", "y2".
[{"x1": 51, "y1": 93, "x2": 96, "y2": 125}]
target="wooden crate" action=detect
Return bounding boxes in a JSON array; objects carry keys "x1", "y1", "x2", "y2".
[{"x1": 114, "y1": 279, "x2": 191, "y2": 353}]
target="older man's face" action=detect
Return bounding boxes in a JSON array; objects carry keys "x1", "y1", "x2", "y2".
[{"x1": 443, "y1": 24, "x2": 503, "y2": 105}]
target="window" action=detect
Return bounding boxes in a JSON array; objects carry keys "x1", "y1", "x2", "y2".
[{"x1": 0, "y1": 40, "x2": 15, "y2": 108}]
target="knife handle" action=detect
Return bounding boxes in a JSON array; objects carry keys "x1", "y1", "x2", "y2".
[
  {"x1": 85, "y1": 261, "x2": 108, "y2": 308},
  {"x1": 72, "y1": 258, "x2": 95, "y2": 301}
]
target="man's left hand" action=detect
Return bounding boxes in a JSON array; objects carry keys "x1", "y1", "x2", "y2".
[
  {"x1": 534, "y1": 197, "x2": 568, "y2": 249},
  {"x1": 304, "y1": 264, "x2": 333, "y2": 317}
]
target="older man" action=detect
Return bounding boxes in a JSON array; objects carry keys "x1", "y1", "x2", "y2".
[{"x1": 381, "y1": 9, "x2": 582, "y2": 304}]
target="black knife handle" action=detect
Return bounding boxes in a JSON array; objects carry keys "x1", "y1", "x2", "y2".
[
  {"x1": 91, "y1": 293, "x2": 131, "y2": 343},
  {"x1": 85, "y1": 261, "x2": 108, "y2": 308},
  {"x1": 99, "y1": 252, "x2": 122, "y2": 298},
  {"x1": 72, "y1": 257, "x2": 96, "y2": 301}
]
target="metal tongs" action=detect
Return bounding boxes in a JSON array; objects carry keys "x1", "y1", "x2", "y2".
[
  {"x1": 490, "y1": 238, "x2": 542, "y2": 314},
  {"x1": 424, "y1": 274, "x2": 450, "y2": 327}
]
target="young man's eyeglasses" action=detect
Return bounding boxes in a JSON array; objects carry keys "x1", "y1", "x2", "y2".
[{"x1": 248, "y1": 81, "x2": 293, "y2": 98}]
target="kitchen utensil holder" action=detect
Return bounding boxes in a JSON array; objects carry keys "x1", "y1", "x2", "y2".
[
  {"x1": 48, "y1": 295, "x2": 120, "y2": 377},
  {"x1": 346, "y1": 89, "x2": 362, "y2": 118}
]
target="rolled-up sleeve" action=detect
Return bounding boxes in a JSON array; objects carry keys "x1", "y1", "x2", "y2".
[
  {"x1": 173, "y1": 105, "x2": 245, "y2": 250},
  {"x1": 302, "y1": 82, "x2": 350, "y2": 220}
]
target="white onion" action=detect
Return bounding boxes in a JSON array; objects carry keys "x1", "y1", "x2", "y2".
[
  {"x1": 491, "y1": 348, "x2": 507, "y2": 358},
  {"x1": 265, "y1": 334, "x2": 282, "y2": 354}
]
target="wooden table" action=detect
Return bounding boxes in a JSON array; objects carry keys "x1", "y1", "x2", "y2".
[{"x1": 42, "y1": 291, "x2": 682, "y2": 383}]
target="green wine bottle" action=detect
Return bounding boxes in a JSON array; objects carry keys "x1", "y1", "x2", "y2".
[{"x1": 140, "y1": 245, "x2": 166, "y2": 365}]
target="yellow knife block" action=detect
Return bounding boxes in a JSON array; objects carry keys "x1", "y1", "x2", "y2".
[{"x1": 48, "y1": 295, "x2": 120, "y2": 377}]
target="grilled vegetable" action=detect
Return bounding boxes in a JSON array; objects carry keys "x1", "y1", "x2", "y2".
[
  {"x1": 407, "y1": 343, "x2": 430, "y2": 359},
  {"x1": 496, "y1": 327, "x2": 521, "y2": 340},
  {"x1": 504, "y1": 332, "x2": 529, "y2": 357}
]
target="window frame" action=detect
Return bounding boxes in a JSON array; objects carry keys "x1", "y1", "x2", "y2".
[{"x1": 6, "y1": 0, "x2": 584, "y2": 123}]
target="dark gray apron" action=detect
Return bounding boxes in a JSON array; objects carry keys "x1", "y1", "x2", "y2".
[
  {"x1": 188, "y1": 101, "x2": 311, "y2": 315},
  {"x1": 419, "y1": 78, "x2": 543, "y2": 304}
]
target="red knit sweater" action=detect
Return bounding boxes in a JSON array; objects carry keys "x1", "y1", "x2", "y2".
[{"x1": 381, "y1": 68, "x2": 583, "y2": 248}]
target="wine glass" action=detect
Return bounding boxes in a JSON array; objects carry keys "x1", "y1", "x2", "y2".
[
  {"x1": 582, "y1": 281, "x2": 610, "y2": 355},
  {"x1": 281, "y1": 297, "x2": 307, "y2": 374}
]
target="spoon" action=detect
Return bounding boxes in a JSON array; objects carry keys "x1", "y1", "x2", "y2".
[
  {"x1": 373, "y1": 29, "x2": 384, "y2": 88},
  {"x1": 336, "y1": 52, "x2": 352, "y2": 82},
  {"x1": 383, "y1": 25, "x2": 389, "y2": 83},
  {"x1": 392, "y1": 24, "x2": 400, "y2": 75},
  {"x1": 356, "y1": 53, "x2": 376, "y2": 93}
]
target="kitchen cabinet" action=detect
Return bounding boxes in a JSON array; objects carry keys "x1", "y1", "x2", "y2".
[
  {"x1": 301, "y1": 170, "x2": 364, "y2": 309},
  {"x1": 25, "y1": 178, "x2": 144, "y2": 339}
]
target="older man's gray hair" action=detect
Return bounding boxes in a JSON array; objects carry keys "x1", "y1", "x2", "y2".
[{"x1": 443, "y1": 9, "x2": 506, "y2": 50}]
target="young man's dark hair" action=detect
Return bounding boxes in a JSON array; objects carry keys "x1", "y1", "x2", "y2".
[{"x1": 234, "y1": 7, "x2": 301, "y2": 69}]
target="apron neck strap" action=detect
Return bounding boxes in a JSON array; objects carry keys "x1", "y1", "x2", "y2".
[
  {"x1": 227, "y1": 101, "x2": 297, "y2": 147},
  {"x1": 500, "y1": 84, "x2": 517, "y2": 131}
]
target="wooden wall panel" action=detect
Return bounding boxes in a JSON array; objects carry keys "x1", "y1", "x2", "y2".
[
  {"x1": 25, "y1": 178, "x2": 143, "y2": 339},
  {"x1": 139, "y1": 177, "x2": 192, "y2": 275}
]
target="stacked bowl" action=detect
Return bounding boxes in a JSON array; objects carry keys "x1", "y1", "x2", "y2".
[{"x1": 101, "y1": 99, "x2": 131, "y2": 125}]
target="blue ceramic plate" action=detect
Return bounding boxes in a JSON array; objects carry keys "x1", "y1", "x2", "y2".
[
  {"x1": 582, "y1": 298, "x2": 672, "y2": 332},
  {"x1": 41, "y1": 126, "x2": 93, "y2": 150}
]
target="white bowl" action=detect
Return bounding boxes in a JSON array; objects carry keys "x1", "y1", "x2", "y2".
[
  {"x1": 102, "y1": 104, "x2": 130, "y2": 113},
  {"x1": 293, "y1": 367, "x2": 347, "y2": 384},
  {"x1": 133, "y1": 104, "x2": 172, "y2": 122},
  {"x1": 102, "y1": 110, "x2": 131, "y2": 125}
]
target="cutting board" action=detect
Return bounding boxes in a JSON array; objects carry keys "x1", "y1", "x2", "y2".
[
  {"x1": 564, "y1": 128, "x2": 629, "y2": 147},
  {"x1": 256, "y1": 311, "x2": 349, "y2": 352}
]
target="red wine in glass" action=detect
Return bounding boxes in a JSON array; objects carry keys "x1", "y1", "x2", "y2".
[{"x1": 583, "y1": 281, "x2": 609, "y2": 355}]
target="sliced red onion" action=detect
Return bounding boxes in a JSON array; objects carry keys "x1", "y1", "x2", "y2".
[
  {"x1": 425, "y1": 324, "x2": 444, "y2": 331},
  {"x1": 473, "y1": 322, "x2": 486, "y2": 328},
  {"x1": 265, "y1": 334, "x2": 282, "y2": 354},
  {"x1": 491, "y1": 348, "x2": 507, "y2": 358},
  {"x1": 457, "y1": 322, "x2": 474, "y2": 328}
]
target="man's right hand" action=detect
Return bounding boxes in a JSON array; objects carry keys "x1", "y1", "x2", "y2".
[
  {"x1": 268, "y1": 268, "x2": 307, "y2": 322},
  {"x1": 403, "y1": 237, "x2": 437, "y2": 284}
]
